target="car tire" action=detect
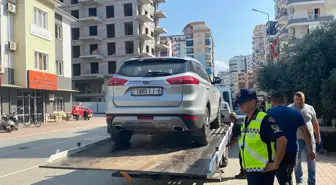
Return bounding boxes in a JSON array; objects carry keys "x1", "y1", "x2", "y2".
[
  {"x1": 211, "y1": 104, "x2": 222, "y2": 129},
  {"x1": 194, "y1": 108, "x2": 211, "y2": 146},
  {"x1": 110, "y1": 129, "x2": 133, "y2": 144}
]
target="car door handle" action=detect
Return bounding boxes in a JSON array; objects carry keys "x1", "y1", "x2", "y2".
[{"x1": 206, "y1": 87, "x2": 210, "y2": 90}]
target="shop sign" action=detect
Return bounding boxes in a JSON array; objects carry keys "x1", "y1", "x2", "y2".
[{"x1": 28, "y1": 70, "x2": 57, "y2": 90}]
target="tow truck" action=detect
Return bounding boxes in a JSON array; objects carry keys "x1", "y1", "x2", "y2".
[{"x1": 40, "y1": 120, "x2": 238, "y2": 183}]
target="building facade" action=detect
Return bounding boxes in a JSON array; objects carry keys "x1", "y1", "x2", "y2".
[
  {"x1": 182, "y1": 21, "x2": 215, "y2": 73},
  {"x1": 228, "y1": 55, "x2": 252, "y2": 93},
  {"x1": 217, "y1": 71, "x2": 231, "y2": 87},
  {"x1": 275, "y1": 0, "x2": 336, "y2": 58},
  {"x1": 237, "y1": 71, "x2": 255, "y2": 93},
  {"x1": 252, "y1": 24, "x2": 266, "y2": 67},
  {"x1": 159, "y1": 36, "x2": 172, "y2": 57},
  {"x1": 0, "y1": 0, "x2": 77, "y2": 122},
  {"x1": 171, "y1": 35, "x2": 186, "y2": 57},
  {"x1": 61, "y1": 0, "x2": 167, "y2": 102}
]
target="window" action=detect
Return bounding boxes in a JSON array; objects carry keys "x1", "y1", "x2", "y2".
[
  {"x1": 90, "y1": 44, "x2": 98, "y2": 54},
  {"x1": 71, "y1": 10, "x2": 79, "y2": 19},
  {"x1": 205, "y1": 39, "x2": 211, "y2": 45},
  {"x1": 107, "y1": 42, "x2": 116, "y2": 55},
  {"x1": 88, "y1": 8, "x2": 97, "y2": 16},
  {"x1": 56, "y1": 61, "x2": 64, "y2": 76},
  {"x1": 124, "y1": 22, "x2": 133, "y2": 35},
  {"x1": 89, "y1": 26, "x2": 98, "y2": 36},
  {"x1": 146, "y1": 45, "x2": 149, "y2": 53},
  {"x1": 53, "y1": 97, "x2": 64, "y2": 112},
  {"x1": 151, "y1": 31, "x2": 154, "y2": 37},
  {"x1": 73, "y1": 64, "x2": 81, "y2": 76},
  {"x1": 151, "y1": 48, "x2": 155, "y2": 54},
  {"x1": 125, "y1": 41, "x2": 134, "y2": 54},
  {"x1": 186, "y1": 40, "x2": 193, "y2": 47},
  {"x1": 124, "y1": 3, "x2": 133, "y2": 17},
  {"x1": 106, "y1": 5, "x2": 114, "y2": 18},
  {"x1": 195, "y1": 63, "x2": 210, "y2": 82},
  {"x1": 72, "y1": 46, "x2": 80, "y2": 58},
  {"x1": 108, "y1": 61, "x2": 116, "y2": 74},
  {"x1": 90, "y1": 62, "x2": 99, "y2": 74},
  {"x1": 71, "y1": 28, "x2": 79, "y2": 40},
  {"x1": 71, "y1": 0, "x2": 78, "y2": 4},
  {"x1": 35, "y1": 52, "x2": 48, "y2": 71},
  {"x1": 55, "y1": 24, "x2": 62, "y2": 40},
  {"x1": 106, "y1": 24, "x2": 115, "y2": 38},
  {"x1": 186, "y1": 48, "x2": 194, "y2": 54},
  {"x1": 34, "y1": 8, "x2": 48, "y2": 29}
]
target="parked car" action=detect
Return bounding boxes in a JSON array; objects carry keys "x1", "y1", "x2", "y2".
[
  {"x1": 72, "y1": 105, "x2": 93, "y2": 120},
  {"x1": 105, "y1": 57, "x2": 222, "y2": 146}
]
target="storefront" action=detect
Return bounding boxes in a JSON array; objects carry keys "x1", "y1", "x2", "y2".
[{"x1": 0, "y1": 70, "x2": 75, "y2": 123}]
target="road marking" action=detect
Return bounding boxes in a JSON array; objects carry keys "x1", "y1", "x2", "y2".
[
  {"x1": 0, "y1": 123, "x2": 105, "y2": 141},
  {"x1": 0, "y1": 163, "x2": 47, "y2": 179}
]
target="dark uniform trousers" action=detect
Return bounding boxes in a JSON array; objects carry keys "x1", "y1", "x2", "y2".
[{"x1": 247, "y1": 171, "x2": 276, "y2": 185}]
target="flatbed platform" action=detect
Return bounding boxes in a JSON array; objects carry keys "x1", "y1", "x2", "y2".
[{"x1": 41, "y1": 123, "x2": 233, "y2": 181}]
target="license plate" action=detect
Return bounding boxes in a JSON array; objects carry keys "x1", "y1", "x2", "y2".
[{"x1": 131, "y1": 87, "x2": 163, "y2": 96}]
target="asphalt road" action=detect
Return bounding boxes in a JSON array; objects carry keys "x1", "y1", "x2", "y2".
[{"x1": 0, "y1": 118, "x2": 245, "y2": 185}]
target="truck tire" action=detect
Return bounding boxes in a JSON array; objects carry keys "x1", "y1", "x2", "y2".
[
  {"x1": 194, "y1": 108, "x2": 211, "y2": 146},
  {"x1": 211, "y1": 105, "x2": 222, "y2": 129},
  {"x1": 110, "y1": 129, "x2": 133, "y2": 144}
]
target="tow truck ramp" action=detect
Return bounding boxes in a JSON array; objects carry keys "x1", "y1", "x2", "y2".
[{"x1": 40, "y1": 123, "x2": 233, "y2": 182}]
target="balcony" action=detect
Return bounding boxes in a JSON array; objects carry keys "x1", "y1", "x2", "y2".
[
  {"x1": 288, "y1": 14, "x2": 334, "y2": 27},
  {"x1": 79, "y1": 35, "x2": 103, "y2": 42},
  {"x1": 137, "y1": 14, "x2": 154, "y2": 22},
  {"x1": 287, "y1": 0, "x2": 325, "y2": 6},
  {"x1": 155, "y1": 0, "x2": 167, "y2": 3},
  {"x1": 138, "y1": 52, "x2": 155, "y2": 57},
  {"x1": 79, "y1": 0, "x2": 102, "y2": 6},
  {"x1": 78, "y1": 16, "x2": 103, "y2": 24},
  {"x1": 277, "y1": 0, "x2": 286, "y2": 8},
  {"x1": 46, "y1": 0, "x2": 64, "y2": 6},
  {"x1": 138, "y1": 33, "x2": 154, "y2": 40},
  {"x1": 154, "y1": 27, "x2": 167, "y2": 34},
  {"x1": 79, "y1": 51, "x2": 104, "y2": 60},
  {"x1": 155, "y1": 42, "x2": 168, "y2": 50},
  {"x1": 73, "y1": 73, "x2": 104, "y2": 80},
  {"x1": 276, "y1": 9, "x2": 288, "y2": 24},
  {"x1": 138, "y1": 0, "x2": 153, "y2": 4},
  {"x1": 279, "y1": 28, "x2": 288, "y2": 39},
  {"x1": 154, "y1": 11, "x2": 167, "y2": 19}
]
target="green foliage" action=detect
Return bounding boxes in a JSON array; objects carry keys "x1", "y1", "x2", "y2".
[{"x1": 257, "y1": 20, "x2": 336, "y2": 119}]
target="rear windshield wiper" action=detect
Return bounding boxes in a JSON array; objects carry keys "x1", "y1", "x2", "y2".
[{"x1": 144, "y1": 71, "x2": 172, "y2": 77}]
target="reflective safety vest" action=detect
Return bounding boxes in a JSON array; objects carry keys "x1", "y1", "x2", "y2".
[
  {"x1": 265, "y1": 102, "x2": 272, "y2": 111},
  {"x1": 238, "y1": 112, "x2": 276, "y2": 172}
]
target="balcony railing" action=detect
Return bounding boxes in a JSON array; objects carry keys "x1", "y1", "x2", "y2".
[
  {"x1": 79, "y1": 50, "x2": 104, "y2": 60},
  {"x1": 79, "y1": 0, "x2": 102, "y2": 6},
  {"x1": 78, "y1": 16, "x2": 103, "y2": 24},
  {"x1": 287, "y1": 0, "x2": 325, "y2": 5},
  {"x1": 288, "y1": 14, "x2": 334, "y2": 25}
]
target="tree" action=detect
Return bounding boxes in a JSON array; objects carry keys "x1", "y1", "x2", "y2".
[
  {"x1": 320, "y1": 69, "x2": 336, "y2": 124},
  {"x1": 257, "y1": 20, "x2": 336, "y2": 117}
]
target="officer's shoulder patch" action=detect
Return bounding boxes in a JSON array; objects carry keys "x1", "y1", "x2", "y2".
[
  {"x1": 268, "y1": 116, "x2": 276, "y2": 123},
  {"x1": 271, "y1": 124, "x2": 281, "y2": 133}
]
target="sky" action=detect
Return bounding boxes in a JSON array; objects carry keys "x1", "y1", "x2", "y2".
[{"x1": 159, "y1": 0, "x2": 275, "y2": 72}]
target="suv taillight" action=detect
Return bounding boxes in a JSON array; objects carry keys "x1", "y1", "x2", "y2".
[
  {"x1": 166, "y1": 76, "x2": 200, "y2": 85},
  {"x1": 107, "y1": 77, "x2": 128, "y2": 86}
]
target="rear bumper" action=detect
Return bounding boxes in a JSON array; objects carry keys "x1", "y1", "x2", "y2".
[{"x1": 106, "y1": 114, "x2": 205, "y2": 135}]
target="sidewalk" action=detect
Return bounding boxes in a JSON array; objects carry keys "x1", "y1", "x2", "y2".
[
  {"x1": 216, "y1": 144, "x2": 336, "y2": 185},
  {"x1": 0, "y1": 117, "x2": 106, "y2": 141}
]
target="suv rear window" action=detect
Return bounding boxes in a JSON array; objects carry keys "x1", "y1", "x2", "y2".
[{"x1": 117, "y1": 59, "x2": 188, "y2": 77}]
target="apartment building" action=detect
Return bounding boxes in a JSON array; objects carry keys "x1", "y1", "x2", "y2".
[
  {"x1": 0, "y1": 0, "x2": 77, "y2": 122},
  {"x1": 61, "y1": 0, "x2": 167, "y2": 102},
  {"x1": 252, "y1": 24, "x2": 266, "y2": 67},
  {"x1": 264, "y1": 21, "x2": 278, "y2": 62},
  {"x1": 228, "y1": 55, "x2": 252, "y2": 92},
  {"x1": 275, "y1": 0, "x2": 336, "y2": 54},
  {"x1": 171, "y1": 35, "x2": 186, "y2": 57},
  {"x1": 237, "y1": 72, "x2": 255, "y2": 93},
  {"x1": 159, "y1": 36, "x2": 172, "y2": 57},
  {"x1": 182, "y1": 21, "x2": 215, "y2": 72}
]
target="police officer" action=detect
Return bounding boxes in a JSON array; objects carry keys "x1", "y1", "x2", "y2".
[
  {"x1": 265, "y1": 96, "x2": 272, "y2": 111},
  {"x1": 236, "y1": 88, "x2": 288, "y2": 185}
]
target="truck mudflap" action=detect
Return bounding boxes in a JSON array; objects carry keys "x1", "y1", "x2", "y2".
[{"x1": 40, "y1": 123, "x2": 233, "y2": 182}]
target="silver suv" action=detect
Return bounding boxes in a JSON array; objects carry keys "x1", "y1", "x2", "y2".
[{"x1": 105, "y1": 57, "x2": 222, "y2": 146}]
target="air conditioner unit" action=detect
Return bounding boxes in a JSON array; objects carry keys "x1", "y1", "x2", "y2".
[
  {"x1": 8, "y1": 41, "x2": 17, "y2": 51},
  {"x1": 0, "y1": 65, "x2": 4, "y2": 74},
  {"x1": 8, "y1": 3, "x2": 16, "y2": 14}
]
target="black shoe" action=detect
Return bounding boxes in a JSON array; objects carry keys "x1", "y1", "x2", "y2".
[{"x1": 235, "y1": 171, "x2": 247, "y2": 179}]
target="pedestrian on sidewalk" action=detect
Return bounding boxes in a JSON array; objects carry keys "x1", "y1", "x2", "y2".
[
  {"x1": 267, "y1": 92, "x2": 315, "y2": 185},
  {"x1": 226, "y1": 112, "x2": 246, "y2": 179},
  {"x1": 288, "y1": 91, "x2": 321, "y2": 185},
  {"x1": 236, "y1": 88, "x2": 287, "y2": 185}
]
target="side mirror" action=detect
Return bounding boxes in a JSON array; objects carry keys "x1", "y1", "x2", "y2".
[{"x1": 212, "y1": 77, "x2": 221, "y2": 84}]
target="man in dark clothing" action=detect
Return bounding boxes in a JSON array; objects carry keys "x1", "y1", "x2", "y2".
[
  {"x1": 226, "y1": 112, "x2": 246, "y2": 179},
  {"x1": 267, "y1": 92, "x2": 315, "y2": 185},
  {"x1": 236, "y1": 88, "x2": 287, "y2": 185}
]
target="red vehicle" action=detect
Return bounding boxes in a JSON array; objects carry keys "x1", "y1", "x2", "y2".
[{"x1": 72, "y1": 105, "x2": 93, "y2": 120}]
